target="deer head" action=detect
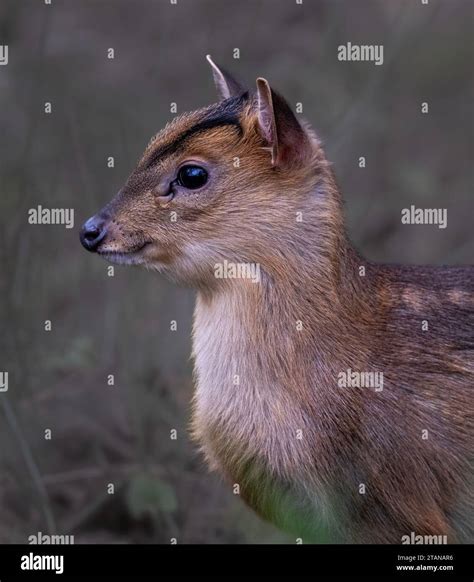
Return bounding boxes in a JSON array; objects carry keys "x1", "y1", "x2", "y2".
[{"x1": 80, "y1": 57, "x2": 335, "y2": 288}]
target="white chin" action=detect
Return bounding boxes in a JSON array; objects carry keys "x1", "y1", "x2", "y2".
[{"x1": 98, "y1": 251, "x2": 147, "y2": 266}]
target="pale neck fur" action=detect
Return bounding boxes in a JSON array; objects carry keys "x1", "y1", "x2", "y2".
[{"x1": 191, "y1": 178, "x2": 378, "y2": 482}]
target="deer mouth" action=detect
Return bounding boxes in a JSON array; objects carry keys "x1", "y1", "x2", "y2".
[{"x1": 98, "y1": 242, "x2": 152, "y2": 265}]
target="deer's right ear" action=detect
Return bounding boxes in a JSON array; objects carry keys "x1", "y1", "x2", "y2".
[
  {"x1": 255, "y1": 77, "x2": 311, "y2": 168},
  {"x1": 206, "y1": 55, "x2": 244, "y2": 100}
]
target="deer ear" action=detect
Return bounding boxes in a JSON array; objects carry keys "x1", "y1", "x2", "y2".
[
  {"x1": 256, "y1": 77, "x2": 311, "y2": 168},
  {"x1": 206, "y1": 55, "x2": 244, "y2": 100}
]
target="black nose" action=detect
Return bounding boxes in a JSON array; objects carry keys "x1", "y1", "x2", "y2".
[{"x1": 80, "y1": 216, "x2": 107, "y2": 252}]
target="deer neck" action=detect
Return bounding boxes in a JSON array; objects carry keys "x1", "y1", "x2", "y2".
[
  {"x1": 191, "y1": 180, "x2": 378, "y2": 477},
  {"x1": 193, "y1": 177, "x2": 376, "y2": 367}
]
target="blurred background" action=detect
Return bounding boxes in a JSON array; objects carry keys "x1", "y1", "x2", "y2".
[{"x1": 0, "y1": 0, "x2": 472, "y2": 543}]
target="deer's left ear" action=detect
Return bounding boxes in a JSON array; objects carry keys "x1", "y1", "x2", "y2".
[
  {"x1": 255, "y1": 77, "x2": 311, "y2": 168},
  {"x1": 206, "y1": 55, "x2": 245, "y2": 100}
]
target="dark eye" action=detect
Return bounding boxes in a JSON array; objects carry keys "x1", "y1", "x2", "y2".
[{"x1": 177, "y1": 165, "x2": 208, "y2": 190}]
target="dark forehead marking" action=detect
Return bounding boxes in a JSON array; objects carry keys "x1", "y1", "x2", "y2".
[{"x1": 142, "y1": 92, "x2": 249, "y2": 170}]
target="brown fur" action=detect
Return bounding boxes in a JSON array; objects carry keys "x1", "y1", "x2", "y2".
[{"x1": 81, "y1": 61, "x2": 473, "y2": 543}]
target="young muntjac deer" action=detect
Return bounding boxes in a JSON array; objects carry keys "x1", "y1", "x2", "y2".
[{"x1": 80, "y1": 57, "x2": 473, "y2": 543}]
